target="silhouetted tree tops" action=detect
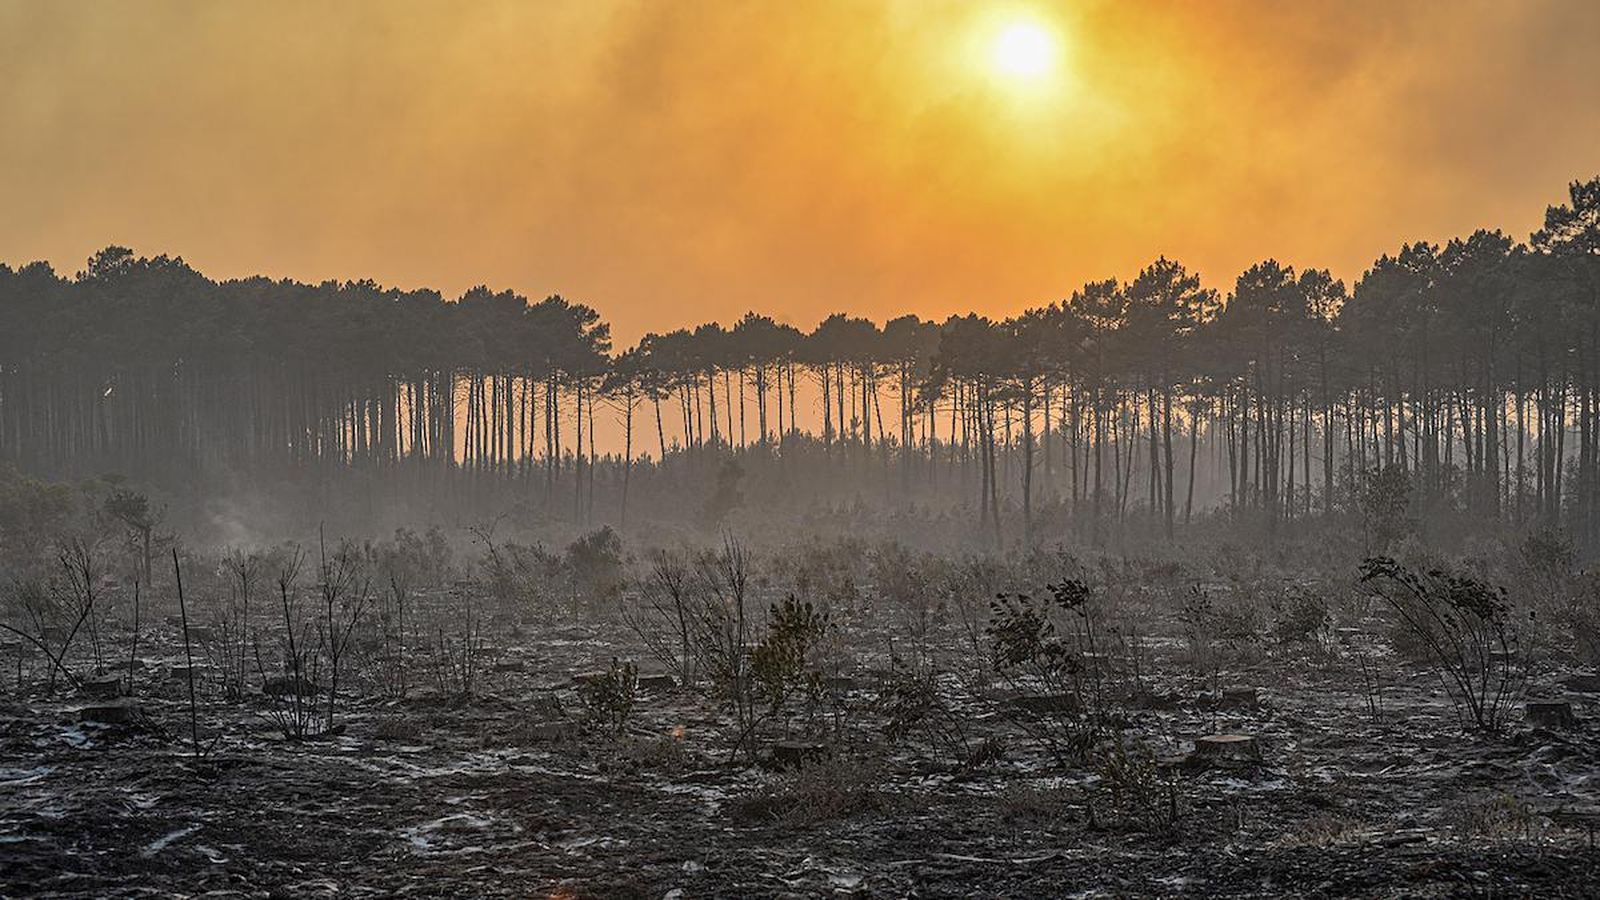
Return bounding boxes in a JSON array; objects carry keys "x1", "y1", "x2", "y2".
[{"x1": 3, "y1": 177, "x2": 1600, "y2": 541}]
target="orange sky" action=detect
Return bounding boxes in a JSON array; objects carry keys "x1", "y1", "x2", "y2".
[{"x1": 3, "y1": 0, "x2": 1599, "y2": 344}]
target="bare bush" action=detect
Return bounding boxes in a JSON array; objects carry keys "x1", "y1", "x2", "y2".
[
  {"x1": 216, "y1": 549, "x2": 262, "y2": 701},
  {"x1": 877, "y1": 661, "x2": 980, "y2": 766},
  {"x1": 372, "y1": 571, "x2": 411, "y2": 699},
  {"x1": 315, "y1": 535, "x2": 371, "y2": 731},
  {"x1": 255, "y1": 549, "x2": 324, "y2": 740},
  {"x1": 469, "y1": 520, "x2": 563, "y2": 614},
  {"x1": 58, "y1": 538, "x2": 107, "y2": 676},
  {"x1": 0, "y1": 538, "x2": 104, "y2": 691},
  {"x1": 620, "y1": 549, "x2": 698, "y2": 684},
  {"x1": 432, "y1": 590, "x2": 485, "y2": 700},
  {"x1": 689, "y1": 535, "x2": 760, "y2": 760},
  {"x1": 869, "y1": 543, "x2": 940, "y2": 666},
  {"x1": 1359, "y1": 557, "x2": 1531, "y2": 732}
]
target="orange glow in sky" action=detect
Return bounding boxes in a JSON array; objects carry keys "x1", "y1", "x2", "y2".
[{"x1": 2, "y1": 0, "x2": 1599, "y2": 344}]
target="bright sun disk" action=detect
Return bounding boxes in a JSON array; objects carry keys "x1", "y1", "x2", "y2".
[{"x1": 991, "y1": 20, "x2": 1058, "y2": 79}]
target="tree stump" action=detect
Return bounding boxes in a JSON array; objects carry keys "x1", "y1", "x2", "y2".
[
  {"x1": 637, "y1": 673, "x2": 676, "y2": 692},
  {"x1": 1191, "y1": 733, "x2": 1261, "y2": 764},
  {"x1": 1527, "y1": 700, "x2": 1577, "y2": 730},
  {"x1": 167, "y1": 664, "x2": 212, "y2": 682},
  {"x1": 1221, "y1": 687, "x2": 1259, "y2": 709},
  {"x1": 523, "y1": 720, "x2": 580, "y2": 743},
  {"x1": 1562, "y1": 673, "x2": 1600, "y2": 693},
  {"x1": 1129, "y1": 688, "x2": 1182, "y2": 710},
  {"x1": 262, "y1": 674, "x2": 318, "y2": 697},
  {"x1": 1008, "y1": 693, "x2": 1081, "y2": 718},
  {"x1": 78, "y1": 700, "x2": 140, "y2": 725},
  {"x1": 1198, "y1": 687, "x2": 1259, "y2": 710},
  {"x1": 80, "y1": 674, "x2": 123, "y2": 700},
  {"x1": 770, "y1": 740, "x2": 829, "y2": 769}
]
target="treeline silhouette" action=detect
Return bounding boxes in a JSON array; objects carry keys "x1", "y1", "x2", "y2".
[{"x1": 2, "y1": 178, "x2": 1598, "y2": 546}]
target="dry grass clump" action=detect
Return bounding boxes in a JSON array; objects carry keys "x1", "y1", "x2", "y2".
[
  {"x1": 994, "y1": 781, "x2": 1076, "y2": 828},
  {"x1": 1286, "y1": 811, "x2": 1363, "y2": 847},
  {"x1": 730, "y1": 758, "x2": 894, "y2": 826},
  {"x1": 611, "y1": 731, "x2": 691, "y2": 774},
  {"x1": 372, "y1": 714, "x2": 423, "y2": 742},
  {"x1": 1447, "y1": 793, "x2": 1553, "y2": 846}
]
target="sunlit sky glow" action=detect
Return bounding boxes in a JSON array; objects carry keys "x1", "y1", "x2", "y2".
[{"x1": 2, "y1": 0, "x2": 1598, "y2": 344}]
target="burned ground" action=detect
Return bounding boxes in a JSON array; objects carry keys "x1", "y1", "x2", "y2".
[{"x1": 4, "y1": 543, "x2": 1600, "y2": 898}]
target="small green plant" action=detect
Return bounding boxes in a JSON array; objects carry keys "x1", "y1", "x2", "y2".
[
  {"x1": 1179, "y1": 584, "x2": 1220, "y2": 685},
  {"x1": 578, "y1": 658, "x2": 638, "y2": 735},
  {"x1": 986, "y1": 579, "x2": 1106, "y2": 764},
  {"x1": 1520, "y1": 527, "x2": 1574, "y2": 577},
  {"x1": 1270, "y1": 588, "x2": 1331, "y2": 647},
  {"x1": 1357, "y1": 465, "x2": 1413, "y2": 554},
  {"x1": 565, "y1": 527, "x2": 626, "y2": 614},
  {"x1": 1088, "y1": 733, "x2": 1180, "y2": 834},
  {"x1": 750, "y1": 595, "x2": 831, "y2": 717}
]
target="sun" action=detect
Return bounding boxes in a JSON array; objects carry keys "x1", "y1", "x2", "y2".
[{"x1": 991, "y1": 20, "x2": 1058, "y2": 80}]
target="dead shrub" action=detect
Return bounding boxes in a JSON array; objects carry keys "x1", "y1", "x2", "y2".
[
  {"x1": 876, "y1": 661, "x2": 979, "y2": 766},
  {"x1": 1359, "y1": 557, "x2": 1532, "y2": 733}
]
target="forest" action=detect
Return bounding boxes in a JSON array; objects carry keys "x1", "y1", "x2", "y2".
[
  {"x1": 4, "y1": 177, "x2": 1599, "y2": 554},
  {"x1": 3, "y1": 179, "x2": 1600, "y2": 898}
]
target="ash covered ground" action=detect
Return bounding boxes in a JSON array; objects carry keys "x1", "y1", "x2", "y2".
[{"x1": 4, "y1": 535, "x2": 1600, "y2": 898}]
